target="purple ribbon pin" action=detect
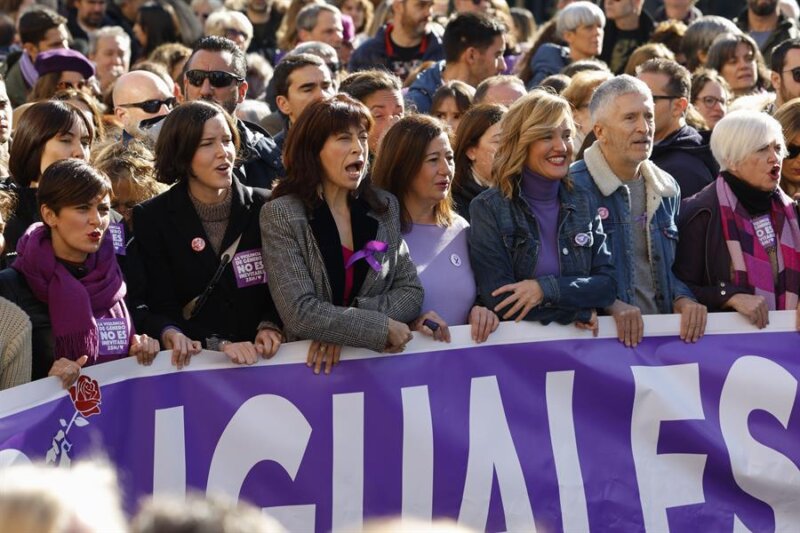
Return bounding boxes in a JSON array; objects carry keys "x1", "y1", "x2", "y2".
[{"x1": 345, "y1": 240, "x2": 388, "y2": 271}]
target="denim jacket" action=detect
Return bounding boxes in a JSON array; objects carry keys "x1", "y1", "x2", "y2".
[
  {"x1": 571, "y1": 143, "x2": 695, "y2": 313},
  {"x1": 468, "y1": 177, "x2": 617, "y2": 325}
]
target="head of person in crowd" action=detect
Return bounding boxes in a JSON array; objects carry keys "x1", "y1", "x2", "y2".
[
  {"x1": 442, "y1": 13, "x2": 507, "y2": 87},
  {"x1": 17, "y1": 7, "x2": 68, "y2": 65},
  {"x1": 52, "y1": 89, "x2": 105, "y2": 142},
  {"x1": 296, "y1": 3, "x2": 343, "y2": 51},
  {"x1": 560, "y1": 58, "x2": 609, "y2": 77},
  {"x1": 589, "y1": 75, "x2": 654, "y2": 180},
  {"x1": 30, "y1": 48, "x2": 96, "y2": 103},
  {"x1": 204, "y1": 9, "x2": 253, "y2": 52},
  {"x1": 149, "y1": 42, "x2": 193, "y2": 83},
  {"x1": 556, "y1": 1, "x2": 605, "y2": 61},
  {"x1": 236, "y1": 99, "x2": 272, "y2": 124},
  {"x1": 183, "y1": 35, "x2": 247, "y2": 116},
  {"x1": 273, "y1": 53, "x2": 334, "y2": 127},
  {"x1": 451, "y1": 103, "x2": 505, "y2": 218},
  {"x1": 9, "y1": 100, "x2": 93, "y2": 189},
  {"x1": 562, "y1": 69, "x2": 612, "y2": 148},
  {"x1": 335, "y1": 0, "x2": 372, "y2": 36},
  {"x1": 453, "y1": 0, "x2": 491, "y2": 15},
  {"x1": 191, "y1": 0, "x2": 223, "y2": 29},
  {"x1": 680, "y1": 15, "x2": 741, "y2": 73},
  {"x1": 539, "y1": 73, "x2": 571, "y2": 93},
  {"x1": 706, "y1": 32, "x2": 770, "y2": 98},
  {"x1": 636, "y1": 58, "x2": 691, "y2": 143},
  {"x1": 75, "y1": 0, "x2": 108, "y2": 31},
  {"x1": 0, "y1": 76, "x2": 11, "y2": 147},
  {"x1": 773, "y1": 98, "x2": 800, "y2": 199},
  {"x1": 246, "y1": 53, "x2": 273, "y2": 100},
  {"x1": 388, "y1": 0, "x2": 434, "y2": 45},
  {"x1": 291, "y1": 40, "x2": 341, "y2": 86},
  {"x1": 603, "y1": 0, "x2": 644, "y2": 30},
  {"x1": 771, "y1": 38, "x2": 800, "y2": 108},
  {"x1": 276, "y1": 0, "x2": 325, "y2": 51},
  {"x1": 510, "y1": 7, "x2": 536, "y2": 53},
  {"x1": 649, "y1": 19, "x2": 687, "y2": 63},
  {"x1": 89, "y1": 26, "x2": 131, "y2": 94},
  {"x1": 134, "y1": 2, "x2": 181, "y2": 58},
  {"x1": 93, "y1": 139, "x2": 166, "y2": 226},
  {"x1": 623, "y1": 42, "x2": 675, "y2": 76},
  {"x1": 473, "y1": 75, "x2": 526, "y2": 107},
  {"x1": 113, "y1": 70, "x2": 176, "y2": 138},
  {"x1": 339, "y1": 69, "x2": 404, "y2": 155},
  {"x1": 431, "y1": 80, "x2": 474, "y2": 133},
  {"x1": 132, "y1": 60, "x2": 182, "y2": 104},
  {"x1": 690, "y1": 68, "x2": 730, "y2": 130}
]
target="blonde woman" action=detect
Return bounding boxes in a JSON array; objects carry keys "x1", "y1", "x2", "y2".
[{"x1": 468, "y1": 89, "x2": 616, "y2": 329}]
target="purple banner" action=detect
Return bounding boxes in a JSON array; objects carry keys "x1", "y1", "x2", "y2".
[{"x1": 1, "y1": 313, "x2": 799, "y2": 532}]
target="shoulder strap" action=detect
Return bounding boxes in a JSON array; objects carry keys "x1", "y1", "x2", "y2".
[{"x1": 181, "y1": 233, "x2": 244, "y2": 321}]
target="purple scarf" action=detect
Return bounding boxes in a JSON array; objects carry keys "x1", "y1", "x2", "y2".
[
  {"x1": 13, "y1": 223, "x2": 132, "y2": 363},
  {"x1": 18, "y1": 52, "x2": 38, "y2": 89}
]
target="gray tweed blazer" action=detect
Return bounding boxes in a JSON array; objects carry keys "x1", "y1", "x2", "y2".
[{"x1": 260, "y1": 189, "x2": 423, "y2": 351}]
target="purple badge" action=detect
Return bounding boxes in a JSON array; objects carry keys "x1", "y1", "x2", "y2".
[
  {"x1": 97, "y1": 318, "x2": 129, "y2": 356},
  {"x1": 597, "y1": 207, "x2": 609, "y2": 220},
  {"x1": 108, "y1": 223, "x2": 126, "y2": 256},
  {"x1": 232, "y1": 249, "x2": 267, "y2": 288},
  {"x1": 574, "y1": 232, "x2": 591, "y2": 246}
]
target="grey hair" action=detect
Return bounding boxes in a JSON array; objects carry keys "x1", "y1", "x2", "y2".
[
  {"x1": 296, "y1": 3, "x2": 340, "y2": 33},
  {"x1": 589, "y1": 74, "x2": 651, "y2": 123},
  {"x1": 710, "y1": 110, "x2": 786, "y2": 171},
  {"x1": 88, "y1": 25, "x2": 131, "y2": 56},
  {"x1": 190, "y1": 0, "x2": 223, "y2": 10},
  {"x1": 556, "y1": 1, "x2": 605, "y2": 37},
  {"x1": 291, "y1": 40, "x2": 338, "y2": 62},
  {"x1": 205, "y1": 10, "x2": 253, "y2": 39}
]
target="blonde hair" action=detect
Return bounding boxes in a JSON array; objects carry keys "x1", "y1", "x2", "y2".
[{"x1": 493, "y1": 89, "x2": 575, "y2": 199}]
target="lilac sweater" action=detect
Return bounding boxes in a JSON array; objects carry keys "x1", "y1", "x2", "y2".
[{"x1": 520, "y1": 167, "x2": 561, "y2": 277}]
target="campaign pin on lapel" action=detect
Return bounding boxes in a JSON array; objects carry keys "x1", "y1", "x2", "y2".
[{"x1": 191, "y1": 237, "x2": 206, "y2": 252}]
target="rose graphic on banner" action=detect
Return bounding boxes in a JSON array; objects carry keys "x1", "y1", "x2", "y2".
[{"x1": 45, "y1": 375, "x2": 102, "y2": 468}]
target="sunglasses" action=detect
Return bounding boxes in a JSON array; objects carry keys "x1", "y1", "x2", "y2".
[
  {"x1": 118, "y1": 97, "x2": 177, "y2": 113},
  {"x1": 786, "y1": 144, "x2": 800, "y2": 160},
  {"x1": 696, "y1": 95, "x2": 727, "y2": 108},
  {"x1": 783, "y1": 67, "x2": 800, "y2": 83},
  {"x1": 185, "y1": 70, "x2": 244, "y2": 88}
]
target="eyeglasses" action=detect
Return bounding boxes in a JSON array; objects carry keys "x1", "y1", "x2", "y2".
[
  {"x1": 117, "y1": 97, "x2": 177, "y2": 113},
  {"x1": 695, "y1": 95, "x2": 728, "y2": 108},
  {"x1": 57, "y1": 80, "x2": 89, "y2": 91},
  {"x1": 783, "y1": 66, "x2": 800, "y2": 83},
  {"x1": 185, "y1": 70, "x2": 244, "y2": 88},
  {"x1": 786, "y1": 144, "x2": 800, "y2": 160}
]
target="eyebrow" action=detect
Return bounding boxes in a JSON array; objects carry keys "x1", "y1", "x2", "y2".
[{"x1": 298, "y1": 81, "x2": 320, "y2": 90}]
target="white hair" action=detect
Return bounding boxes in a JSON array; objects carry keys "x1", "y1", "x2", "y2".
[
  {"x1": 556, "y1": 1, "x2": 605, "y2": 37},
  {"x1": 710, "y1": 110, "x2": 786, "y2": 171},
  {"x1": 88, "y1": 25, "x2": 131, "y2": 56},
  {"x1": 589, "y1": 74, "x2": 651, "y2": 124}
]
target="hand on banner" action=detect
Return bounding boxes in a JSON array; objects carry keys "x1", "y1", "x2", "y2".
[
  {"x1": 725, "y1": 294, "x2": 769, "y2": 329},
  {"x1": 130, "y1": 334, "x2": 160, "y2": 366},
  {"x1": 385, "y1": 319, "x2": 413, "y2": 353},
  {"x1": 48, "y1": 355, "x2": 88, "y2": 388},
  {"x1": 674, "y1": 297, "x2": 707, "y2": 342},
  {"x1": 491, "y1": 279, "x2": 544, "y2": 321},
  {"x1": 307, "y1": 340, "x2": 342, "y2": 375},
  {"x1": 575, "y1": 310, "x2": 599, "y2": 337},
  {"x1": 469, "y1": 306, "x2": 499, "y2": 343},
  {"x1": 221, "y1": 342, "x2": 260, "y2": 365},
  {"x1": 162, "y1": 328, "x2": 202, "y2": 369},
  {"x1": 255, "y1": 328, "x2": 282, "y2": 358},
  {"x1": 607, "y1": 300, "x2": 643, "y2": 347},
  {"x1": 412, "y1": 310, "x2": 451, "y2": 342}
]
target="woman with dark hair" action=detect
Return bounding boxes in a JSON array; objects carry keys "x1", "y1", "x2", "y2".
[
  {"x1": 4, "y1": 100, "x2": 93, "y2": 257},
  {"x1": 131, "y1": 101, "x2": 282, "y2": 369},
  {"x1": 52, "y1": 89, "x2": 106, "y2": 141},
  {"x1": 706, "y1": 32, "x2": 770, "y2": 99},
  {"x1": 261, "y1": 94, "x2": 422, "y2": 375},
  {"x1": 469, "y1": 89, "x2": 616, "y2": 328},
  {"x1": 372, "y1": 115, "x2": 499, "y2": 342},
  {"x1": 0, "y1": 159, "x2": 159, "y2": 386},
  {"x1": 690, "y1": 68, "x2": 731, "y2": 131},
  {"x1": 430, "y1": 81, "x2": 474, "y2": 133},
  {"x1": 451, "y1": 103, "x2": 506, "y2": 222},
  {"x1": 134, "y1": 2, "x2": 181, "y2": 58}
]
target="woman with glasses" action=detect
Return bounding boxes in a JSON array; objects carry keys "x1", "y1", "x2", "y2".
[
  {"x1": 28, "y1": 49, "x2": 96, "y2": 103},
  {"x1": 130, "y1": 101, "x2": 283, "y2": 369},
  {"x1": 675, "y1": 110, "x2": 800, "y2": 328},
  {"x1": 204, "y1": 10, "x2": 253, "y2": 52},
  {"x1": 690, "y1": 68, "x2": 731, "y2": 131},
  {"x1": 775, "y1": 99, "x2": 800, "y2": 201}
]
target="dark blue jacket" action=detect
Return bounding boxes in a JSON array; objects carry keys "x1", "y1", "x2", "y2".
[
  {"x1": 235, "y1": 119, "x2": 284, "y2": 190},
  {"x1": 405, "y1": 60, "x2": 445, "y2": 114},
  {"x1": 651, "y1": 124, "x2": 718, "y2": 199},
  {"x1": 526, "y1": 43, "x2": 570, "y2": 89},
  {"x1": 349, "y1": 24, "x2": 444, "y2": 75}
]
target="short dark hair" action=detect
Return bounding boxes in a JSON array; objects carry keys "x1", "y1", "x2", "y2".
[
  {"x1": 18, "y1": 7, "x2": 65, "y2": 46},
  {"x1": 771, "y1": 38, "x2": 800, "y2": 74},
  {"x1": 431, "y1": 80, "x2": 474, "y2": 116},
  {"x1": 443, "y1": 13, "x2": 505, "y2": 63},
  {"x1": 637, "y1": 58, "x2": 691, "y2": 99},
  {"x1": 272, "y1": 53, "x2": 325, "y2": 99},
  {"x1": 9, "y1": 100, "x2": 94, "y2": 188},
  {"x1": 38, "y1": 159, "x2": 112, "y2": 216},
  {"x1": 186, "y1": 35, "x2": 246, "y2": 79},
  {"x1": 0, "y1": 14, "x2": 15, "y2": 47},
  {"x1": 155, "y1": 101, "x2": 240, "y2": 184},
  {"x1": 339, "y1": 69, "x2": 401, "y2": 102}
]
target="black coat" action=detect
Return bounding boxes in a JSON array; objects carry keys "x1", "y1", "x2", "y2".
[
  {"x1": 235, "y1": 119, "x2": 285, "y2": 190},
  {"x1": 129, "y1": 177, "x2": 281, "y2": 345},
  {"x1": 0, "y1": 268, "x2": 52, "y2": 380}
]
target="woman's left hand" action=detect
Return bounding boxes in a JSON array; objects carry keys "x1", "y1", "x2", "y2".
[
  {"x1": 222, "y1": 342, "x2": 259, "y2": 365},
  {"x1": 491, "y1": 279, "x2": 544, "y2": 321},
  {"x1": 255, "y1": 328, "x2": 282, "y2": 359},
  {"x1": 411, "y1": 310, "x2": 451, "y2": 342},
  {"x1": 307, "y1": 341, "x2": 342, "y2": 375},
  {"x1": 468, "y1": 306, "x2": 499, "y2": 343},
  {"x1": 575, "y1": 310, "x2": 599, "y2": 337},
  {"x1": 129, "y1": 334, "x2": 160, "y2": 366}
]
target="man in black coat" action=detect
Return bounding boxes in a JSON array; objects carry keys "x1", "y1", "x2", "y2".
[{"x1": 183, "y1": 36, "x2": 284, "y2": 189}]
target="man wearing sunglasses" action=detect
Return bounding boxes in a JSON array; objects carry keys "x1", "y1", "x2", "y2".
[
  {"x1": 114, "y1": 70, "x2": 175, "y2": 139},
  {"x1": 183, "y1": 36, "x2": 283, "y2": 190},
  {"x1": 770, "y1": 38, "x2": 800, "y2": 109}
]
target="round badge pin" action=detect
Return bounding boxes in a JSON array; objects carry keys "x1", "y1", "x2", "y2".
[
  {"x1": 450, "y1": 253, "x2": 462, "y2": 267},
  {"x1": 574, "y1": 232, "x2": 590, "y2": 246},
  {"x1": 597, "y1": 207, "x2": 609, "y2": 220},
  {"x1": 191, "y1": 237, "x2": 206, "y2": 252}
]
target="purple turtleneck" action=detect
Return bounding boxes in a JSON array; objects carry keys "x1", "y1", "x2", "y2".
[{"x1": 520, "y1": 166, "x2": 561, "y2": 277}]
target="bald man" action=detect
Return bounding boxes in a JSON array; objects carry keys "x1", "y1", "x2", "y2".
[{"x1": 113, "y1": 70, "x2": 176, "y2": 138}]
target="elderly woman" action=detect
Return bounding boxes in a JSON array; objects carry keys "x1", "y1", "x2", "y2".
[
  {"x1": 468, "y1": 89, "x2": 616, "y2": 329},
  {"x1": 204, "y1": 10, "x2": 253, "y2": 52},
  {"x1": 261, "y1": 95, "x2": 422, "y2": 375},
  {"x1": 706, "y1": 32, "x2": 770, "y2": 99},
  {"x1": 526, "y1": 1, "x2": 605, "y2": 88},
  {"x1": 675, "y1": 110, "x2": 800, "y2": 329},
  {"x1": 775, "y1": 99, "x2": 800, "y2": 201}
]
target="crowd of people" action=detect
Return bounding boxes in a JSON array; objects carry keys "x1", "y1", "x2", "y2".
[{"x1": 0, "y1": 0, "x2": 798, "y2": 390}]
